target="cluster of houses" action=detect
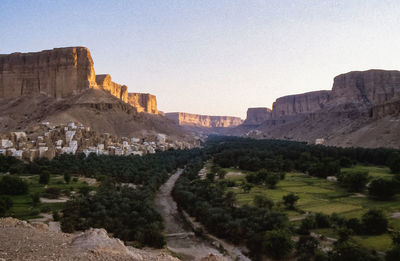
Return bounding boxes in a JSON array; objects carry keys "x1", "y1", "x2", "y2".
[{"x1": 0, "y1": 122, "x2": 198, "y2": 161}]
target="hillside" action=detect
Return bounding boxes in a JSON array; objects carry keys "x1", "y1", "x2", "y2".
[{"x1": 233, "y1": 70, "x2": 400, "y2": 148}]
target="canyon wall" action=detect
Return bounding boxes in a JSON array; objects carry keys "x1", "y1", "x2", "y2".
[
  {"x1": 128, "y1": 93, "x2": 158, "y2": 114},
  {"x1": 95, "y1": 74, "x2": 128, "y2": 103},
  {"x1": 271, "y1": 90, "x2": 331, "y2": 118},
  {"x1": 0, "y1": 47, "x2": 96, "y2": 99},
  {"x1": 243, "y1": 107, "x2": 272, "y2": 125},
  {"x1": 165, "y1": 112, "x2": 243, "y2": 128},
  {"x1": 331, "y1": 70, "x2": 400, "y2": 106}
]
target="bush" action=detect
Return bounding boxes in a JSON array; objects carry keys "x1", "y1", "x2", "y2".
[
  {"x1": 40, "y1": 205, "x2": 51, "y2": 213},
  {"x1": 338, "y1": 171, "x2": 369, "y2": 192},
  {"x1": 253, "y1": 195, "x2": 274, "y2": 210},
  {"x1": 0, "y1": 195, "x2": 13, "y2": 216},
  {"x1": 43, "y1": 187, "x2": 61, "y2": 199},
  {"x1": 265, "y1": 173, "x2": 281, "y2": 189},
  {"x1": 53, "y1": 211, "x2": 60, "y2": 221},
  {"x1": 315, "y1": 212, "x2": 331, "y2": 228},
  {"x1": 361, "y1": 209, "x2": 388, "y2": 235},
  {"x1": 298, "y1": 215, "x2": 316, "y2": 235},
  {"x1": 296, "y1": 235, "x2": 319, "y2": 261},
  {"x1": 386, "y1": 247, "x2": 400, "y2": 261},
  {"x1": 0, "y1": 175, "x2": 28, "y2": 195},
  {"x1": 387, "y1": 152, "x2": 400, "y2": 174},
  {"x1": 330, "y1": 241, "x2": 379, "y2": 261},
  {"x1": 39, "y1": 171, "x2": 50, "y2": 185},
  {"x1": 263, "y1": 229, "x2": 294, "y2": 259},
  {"x1": 283, "y1": 193, "x2": 299, "y2": 209},
  {"x1": 31, "y1": 192, "x2": 41, "y2": 206},
  {"x1": 368, "y1": 178, "x2": 396, "y2": 200}
]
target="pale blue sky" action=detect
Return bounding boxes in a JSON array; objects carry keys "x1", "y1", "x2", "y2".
[{"x1": 1, "y1": 0, "x2": 400, "y2": 118}]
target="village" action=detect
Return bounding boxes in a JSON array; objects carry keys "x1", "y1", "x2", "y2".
[{"x1": 0, "y1": 121, "x2": 197, "y2": 161}]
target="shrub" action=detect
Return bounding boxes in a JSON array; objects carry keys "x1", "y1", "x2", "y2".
[
  {"x1": 43, "y1": 187, "x2": 61, "y2": 199},
  {"x1": 298, "y1": 215, "x2": 316, "y2": 235},
  {"x1": 387, "y1": 152, "x2": 400, "y2": 174},
  {"x1": 361, "y1": 209, "x2": 388, "y2": 235},
  {"x1": 39, "y1": 171, "x2": 50, "y2": 185},
  {"x1": 338, "y1": 171, "x2": 369, "y2": 192},
  {"x1": 265, "y1": 173, "x2": 281, "y2": 189},
  {"x1": 283, "y1": 193, "x2": 299, "y2": 209},
  {"x1": 253, "y1": 195, "x2": 274, "y2": 210},
  {"x1": 263, "y1": 229, "x2": 294, "y2": 259},
  {"x1": 296, "y1": 235, "x2": 319, "y2": 261},
  {"x1": 368, "y1": 178, "x2": 396, "y2": 200},
  {"x1": 315, "y1": 212, "x2": 331, "y2": 228},
  {"x1": 386, "y1": 247, "x2": 400, "y2": 261},
  {"x1": 0, "y1": 175, "x2": 28, "y2": 195},
  {"x1": 31, "y1": 192, "x2": 41, "y2": 206},
  {"x1": 0, "y1": 195, "x2": 13, "y2": 216}
]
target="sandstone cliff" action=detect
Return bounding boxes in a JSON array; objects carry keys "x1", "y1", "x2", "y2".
[
  {"x1": 271, "y1": 90, "x2": 331, "y2": 118},
  {"x1": 331, "y1": 70, "x2": 400, "y2": 106},
  {"x1": 95, "y1": 74, "x2": 128, "y2": 103},
  {"x1": 237, "y1": 69, "x2": 400, "y2": 148},
  {"x1": 165, "y1": 112, "x2": 243, "y2": 128},
  {"x1": 0, "y1": 47, "x2": 96, "y2": 99},
  {"x1": 243, "y1": 107, "x2": 272, "y2": 125},
  {"x1": 128, "y1": 93, "x2": 158, "y2": 114}
]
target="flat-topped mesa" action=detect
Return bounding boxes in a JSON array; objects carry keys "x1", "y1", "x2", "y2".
[
  {"x1": 243, "y1": 107, "x2": 272, "y2": 125},
  {"x1": 165, "y1": 112, "x2": 243, "y2": 128},
  {"x1": 95, "y1": 74, "x2": 128, "y2": 103},
  {"x1": 0, "y1": 47, "x2": 96, "y2": 99},
  {"x1": 128, "y1": 93, "x2": 158, "y2": 114},
  {"x1": 271, "y1": 90, "x2": 331, "y2": 118},
  {"x1": 331, "y1": 69, "x2": 400, "y2": 106}
]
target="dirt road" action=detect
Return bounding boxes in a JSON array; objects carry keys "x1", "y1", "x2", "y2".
[{"x1": 154, "y1": 169, "x2": 225, "y2": 260}]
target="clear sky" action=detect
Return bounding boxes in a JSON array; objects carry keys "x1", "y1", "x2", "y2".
[{"x1": 1, "y1": 0, "x2": 400, "y2": 118}]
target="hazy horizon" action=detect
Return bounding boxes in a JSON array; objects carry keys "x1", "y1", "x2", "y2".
[{"x1": 2, "y1": 0, "x2": 400, "y2": 118}]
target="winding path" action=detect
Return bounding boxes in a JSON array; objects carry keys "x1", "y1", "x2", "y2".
[
  {"x1": 154, "y1": 169, "x2": 250, "y2": 261},
  {"x1": 154, "y1": 169, "x2": 224, "y2": 260}
]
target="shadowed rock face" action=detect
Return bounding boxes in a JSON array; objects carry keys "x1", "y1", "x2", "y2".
[
  {"x1": 128, "y1": 93, "x2": 158, "y2": 114},
  {"x1": 243, "y1": 107, "x2": 272, "y2": 125},
  {"x1": 271, "y1": 90, "x2": 331, "y2": 118},
  {"x1": 331, "y1": 70, "x2": 400, "y2": 106},
  {"x1": 165, "y1": 112, "x2": 243, "y2": 128},
  {"x1": 0, "y1": 47, "x2": 96, "y2": 99}
]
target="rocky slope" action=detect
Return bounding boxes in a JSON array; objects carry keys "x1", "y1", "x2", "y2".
[
  {"x1": 0, "y1": 47, "x2": 190, "y2": 146},
  {"x1": 0, "y1": 217, "x2": 179, "y2": 261},
  {"x1": 234, "y1": 69, "x2": 400, "y2": 148}
]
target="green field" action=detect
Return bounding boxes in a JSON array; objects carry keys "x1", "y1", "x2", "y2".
[
  {"x1": 7, "y1": 174, "x2": 95, "y2": 220},
  {"x1": 225, "y1": 165, "x2": 400, "y2": 252}
]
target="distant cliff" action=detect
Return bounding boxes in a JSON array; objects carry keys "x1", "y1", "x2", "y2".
[
  {"x1": 0, "y1": 47, "x2": 96, "y2": 99},
  {"x1": 165, "y1": 112, "x2": 243, "y2": 128},
  {"x1": 238, "y1": 69, "x2": 400, "y2": 148},
  {"x1": 243, "y1": 107, "x2": 272, "y2": 125}
]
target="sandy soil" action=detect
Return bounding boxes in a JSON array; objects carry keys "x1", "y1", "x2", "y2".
[{"x1": 154, "y1": 170, "x2": 226, "y2": 260}]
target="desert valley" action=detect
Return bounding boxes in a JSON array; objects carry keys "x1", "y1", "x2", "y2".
[{"x1": 2, "y1": 1, "x2": 400, "y2": 261}]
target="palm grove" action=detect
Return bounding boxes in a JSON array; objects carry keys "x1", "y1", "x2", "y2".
[{"x1": 1, "y1": 136, "x2": 400, "y2": 260}]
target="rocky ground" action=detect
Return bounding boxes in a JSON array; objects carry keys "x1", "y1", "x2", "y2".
[{"x1": 0, "y1": 217, "x2": 180, "y2": 261}]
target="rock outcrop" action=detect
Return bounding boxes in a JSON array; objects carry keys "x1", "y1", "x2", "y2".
[
  {"x1": 331, "y1": 70, "x2": 400, "y2": 106},
  {"x1": 128, "y1": 93, "x2": 158, "y2": 114},
  {"x1": 271, "y1": 90, "x2": 331, "y2": 118},
  {"x1": 243, "y1": 107, "x2": 272, "y2": 125},
  {"x1": 237, "y1": 69, "x2": 400, "y2": 148},
  {"x1": 95, "y1": 74, "x2": 128, "y2": 103},
  {"x1": 0, "y1": 47, "x2": 160, "y2": 115},
  {"x1": 165, "y1": 112, "x2": 243, "y2": 128},
  {"x1": 0, "y1": 47, "x2": 96, "y2": 99}
]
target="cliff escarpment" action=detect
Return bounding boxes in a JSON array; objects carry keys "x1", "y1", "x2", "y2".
[
  {"x1": 165, "y1": 112, "x2": 243, "y2": 128},
  {"x1": 237, "y1": 69, "x2": 400, "y2": 148},
  {"x1": 0, "y1": 47, "x2": 160, "y2": 115},
  {"x1": 128, "y1": 93, "x2": 158, "y2": 114},
  {"x1": 0, "y1": 47, "x2": 96, "y2": 99}
]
